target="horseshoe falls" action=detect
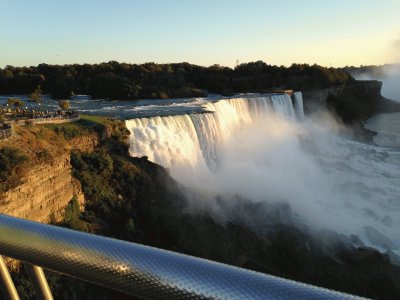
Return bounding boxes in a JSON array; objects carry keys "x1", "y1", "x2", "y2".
[{"x1": 126, "y1": 93, "x2": 400, "y2": 254}]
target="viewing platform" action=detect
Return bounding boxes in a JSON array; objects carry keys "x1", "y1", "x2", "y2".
[
  {"x1": 13, "y1": 114, "x2": 80, "y2": 125},
  {"x1": 0, "y1": 110, "x2": 80, "y2": 141}
]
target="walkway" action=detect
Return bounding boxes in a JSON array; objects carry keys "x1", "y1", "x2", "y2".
[{"x1": 0, "y1": 113, "x2": 80, "y2": 141}]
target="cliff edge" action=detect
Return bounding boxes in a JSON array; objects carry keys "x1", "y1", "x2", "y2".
[
  {"x1": 0, "y1": 118, "x2": 99, "y2": 223},
  {"x1": 303, "y1": 80, "x2": 400, "y2": 124}
]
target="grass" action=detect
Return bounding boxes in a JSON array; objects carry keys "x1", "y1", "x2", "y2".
[
  {"x1": 43, "y1": 115, "x2": 108, "y2": 140},
  {"x1": 79, "y1": 114, "x2": 109, "y2": 126}
]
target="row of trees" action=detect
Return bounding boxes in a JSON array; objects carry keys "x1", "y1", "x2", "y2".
[
  {"x1": 0, "y1": 61, "x2": 354, "y2": 100},
  {"x1": 343, "y1": 64, "x2": 400, "y2": 78}
]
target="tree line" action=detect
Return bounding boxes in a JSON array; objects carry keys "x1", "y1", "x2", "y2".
[
  {"x1": 343, "y1": 63, "x2": 400, "y2": 78},
  {"x1": 0, "y1": 61, "x2": 354, "y2": 100}
]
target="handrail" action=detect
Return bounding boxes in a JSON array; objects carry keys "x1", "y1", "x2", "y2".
[{"x1": 0, "y1": 214, "x2": 365, "y2": 299}]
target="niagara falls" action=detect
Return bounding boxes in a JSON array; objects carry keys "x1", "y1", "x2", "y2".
[
  {"x1": 126, "y1": 92, "x2": 400, "y2": 255},
  {"x1": 1, "y1": 1, "x2": 400, "y2": 299}
]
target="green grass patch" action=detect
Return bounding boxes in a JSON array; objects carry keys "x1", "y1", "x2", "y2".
[
  {"x1": 79, "y1": 115, "x2": 109, "y2": 126},
  {"x1": 44, "y1": 121, "x2": 94, "y2": 140},
  {"x1": 42, "y1": 114, "x2": 109, "y2": 140}
]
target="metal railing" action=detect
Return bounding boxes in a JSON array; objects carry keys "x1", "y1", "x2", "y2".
[
  {"x1": 0, "y1": 214, "x2": 365, "y2": 299},
  {"x1": 30, "y1": 115, "x2": 80, "y2": 124},
  {"x1": 11, "y1": 115, "x2": 80, "y2": 125}
]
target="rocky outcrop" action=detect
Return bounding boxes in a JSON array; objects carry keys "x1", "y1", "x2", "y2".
[
  {"x1": 303, "y1": 81, "x2": 383, "y2": 121},
  {"x1": 0, "y1": 133, "x2": 99, "y2": 223},
  {"x1": 302, "y1": 80, "x2": 400, "y2": 123},
  {"x1": 0, "y1": 153, "x2": 84, "y2": 223},
  {"x1": 69, "y1": 134, "x2": 99, "y2": 152}
]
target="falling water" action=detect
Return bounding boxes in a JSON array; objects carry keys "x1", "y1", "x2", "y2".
[
  {"x1": 127, "y1": 94, "x2": 297, "y2": 170},
  {"x1": 293, "y1": 92, "x2": 305, "y2": 120},
  {"x1": 126, "y1": 93, "x2": 400, "y2": 253}
]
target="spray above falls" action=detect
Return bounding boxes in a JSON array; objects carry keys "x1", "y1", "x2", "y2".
[{"x1": 126, "y1": 92, "x2": 400, "y2": 253}]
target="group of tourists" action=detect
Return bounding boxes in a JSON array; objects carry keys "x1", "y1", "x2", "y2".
[{"x1": 0, "y1": 108, "x2": 78, "y2": 122}]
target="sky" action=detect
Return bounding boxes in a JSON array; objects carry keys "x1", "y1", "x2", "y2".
[{"x1": 0, "y1": 0, "x2": 399, "y2": 68}]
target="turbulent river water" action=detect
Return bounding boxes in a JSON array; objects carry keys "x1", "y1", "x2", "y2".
[{"x1": 125, "y1": 92, "x2": 400, "y2": 255}]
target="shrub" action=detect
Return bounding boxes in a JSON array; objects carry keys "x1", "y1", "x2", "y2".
[
  {"x1": 0, "y1": 147, "x2": 27, "y2": 192},
  {"x1": 62, "y1": 196, "x2": 90, "y2": 232},
  {"x1": 58, "y1": 100, "x2": 70, "y2": 110},
  {"x1": 49, "y1": 123, "x2": 93, "y2": 140},
  {"x1": 24, "y1": 119, "x2": 34, "y2": 126},
  {"x1": 7, "y1": 98, "x2": 24, "y2": 108}
]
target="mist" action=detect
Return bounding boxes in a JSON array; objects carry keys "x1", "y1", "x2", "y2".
[
  {"x1": 185, "y1": 114, "x2": 398, "y2": 250},
  {"x1": 127, "y1": 95, "x2": 400, "y2": 253},
  {"x1": 380, "y1": 65, "x2": 400, "y2": 102},
  {"x1": 352, "y1": 64, "x2": 400, "y2": 102}
]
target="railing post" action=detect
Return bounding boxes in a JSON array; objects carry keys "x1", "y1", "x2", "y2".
[
  {"x1": 0, "y1": 255, "x2": 19, "y2": 300},
  {"x1": 24, "y1": 264, "x2": 53, "y2": 300}
]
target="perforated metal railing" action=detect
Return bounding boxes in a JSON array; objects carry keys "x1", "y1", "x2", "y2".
[{"x1": 0, "y1": 214, "x2": 367, "y2": 300}]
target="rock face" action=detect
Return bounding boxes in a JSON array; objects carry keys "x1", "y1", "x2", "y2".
[
  {"x1": 68, "y1": 135, "x2": 99, "y2": 152},
  {"x1": 0, "y1": 133, "x2": 98, "y2": 223},
  {"x1": 302, "y1": 80, "x2": 384, "y2": 123},
  {"x1": 0, "y1": 153, "x2": 84, "y2": 223}
]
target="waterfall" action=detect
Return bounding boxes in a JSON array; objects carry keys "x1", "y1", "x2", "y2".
[
  {"x1": 125, "y1": 91, "x2": 400, "y2": 251},
  {"x1": 293, "y1": 92, "x2": 304, "y2": 120},
  {"x1": 126, "y1": 94, "x2": 296, "y2": 170}
]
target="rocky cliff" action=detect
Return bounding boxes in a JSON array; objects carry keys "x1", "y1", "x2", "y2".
[
  {"x1": 303, "y1": 80, "x2": 385, "y2": 123},
  {"x1": 0, "y1": 128, "x2": 99, "y2": 223},
  {"x1": 302, "y1": 80, "x2": 400, "y2": 123},
  {"x1": 0, "y1": 154, "x2": 83, "y2": 223}
]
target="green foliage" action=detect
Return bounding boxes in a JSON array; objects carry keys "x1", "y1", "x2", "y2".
[
  {"x1": 30, "y1": 85, "x2": 42, "y2": 103},
  {"x1": 70, "y1": 149, "x2": 180, "y2": 241},
  {"x1": 45, "y1": 121, "x2": 94, "y2": 140},
  {"x1": 70, "y1": 152, "x2": 116, "y2": 220},
  {"x1": 79, "y1": 114, "x2": 107, "y2": 125},
  {"x1": 7, "y1": 97, "x2": 24, "y2": 108},
  {"x1": 0, "y1": 61, "x2": 354, "y2": 100},
  {"x1": 62, "y1": 196, "x2": 90, "y2": 231},
  {"x1": 58, "y1": 99, "x2": 70, "y2": 110},
  {"x1": 53, "y1": 125, "x2": 86, "y2": 140},
  {"x1": 0, "y1": 147, "x2": 27, "y2": 192}
]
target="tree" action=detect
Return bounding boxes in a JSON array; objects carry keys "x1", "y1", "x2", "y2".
[
  {"x1": 7, "y1": 98, "x2": 24, "y2": 108},
  {"x1": 58, "y1": 100, "x2": 70, "y2": 110},
  {"x1": 30, "y1": 85, "x2": 42, "y2": 103}
]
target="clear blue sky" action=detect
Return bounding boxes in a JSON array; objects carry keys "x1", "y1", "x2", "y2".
[{"x1": 1, "y1": 0, "x2": 399, "y2": 68}]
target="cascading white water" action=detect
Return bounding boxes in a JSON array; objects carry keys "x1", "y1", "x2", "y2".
[
  {"x1": 126, "y1": 93, "x2": 400, "y2": 253},
  {"x1": 293, "y1": 92, "x2": 305, "y2": 120},
  {"x1": 127, "y1": 94, "x2": 297, "y2": 170}
]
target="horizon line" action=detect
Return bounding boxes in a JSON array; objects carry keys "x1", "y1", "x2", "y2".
[{"x1": 2, "y1": 60, "x2": 400, "y2": 70}]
